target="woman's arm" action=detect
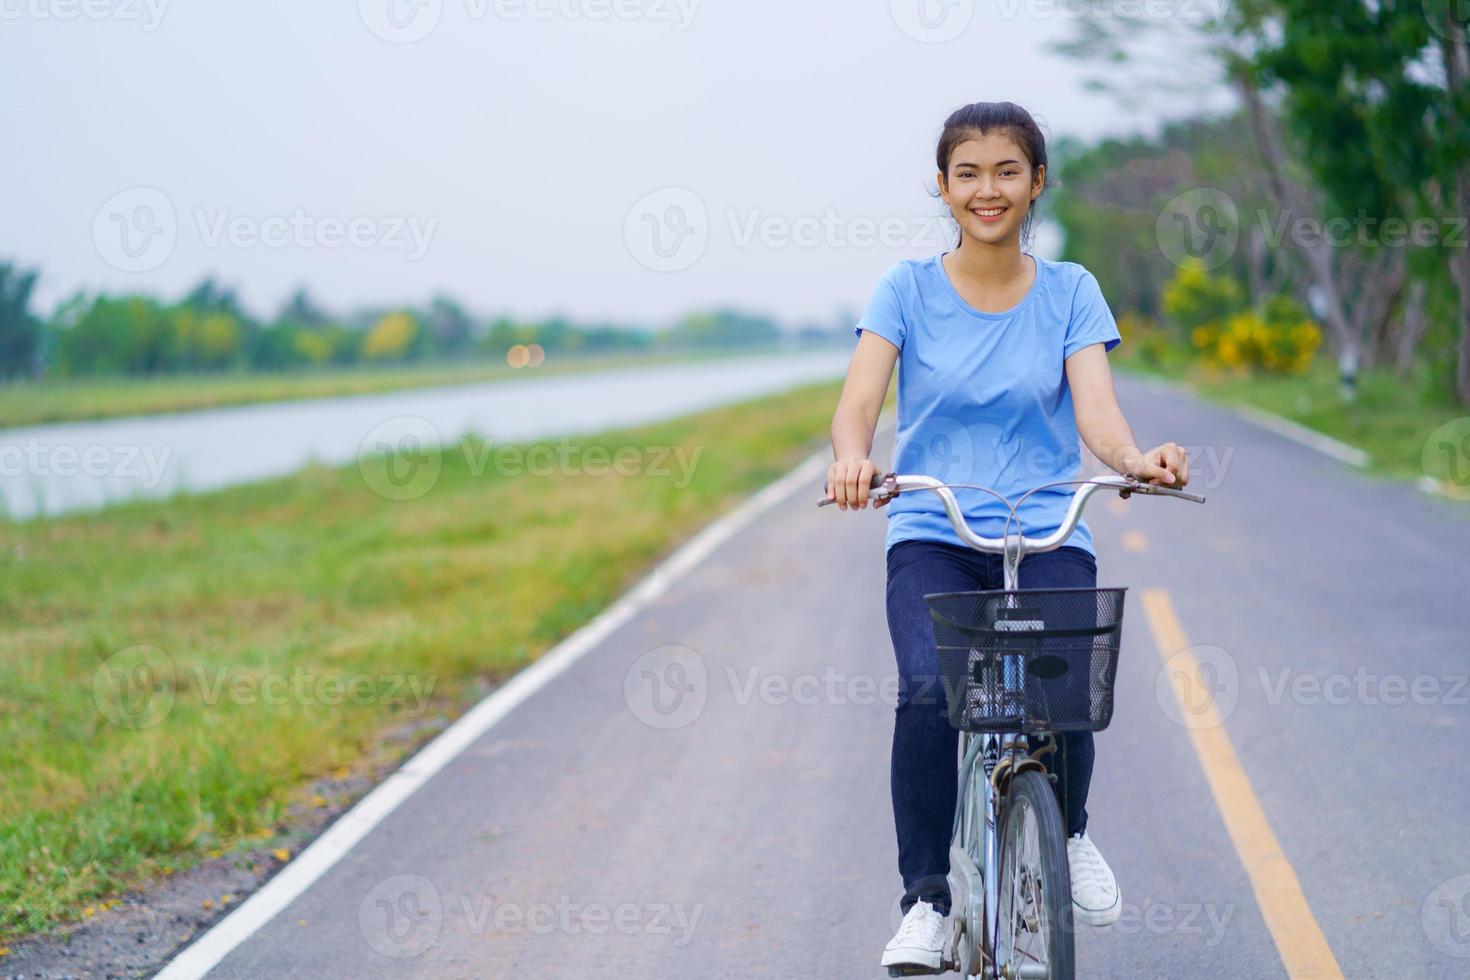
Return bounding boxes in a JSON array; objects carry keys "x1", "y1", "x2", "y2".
[
  {"x1": 1065, "y1": 343, "x2": 1190, "y2": 487},
  {"x1": 827, "y1": 331, "x2": 900, "y2": 509}
]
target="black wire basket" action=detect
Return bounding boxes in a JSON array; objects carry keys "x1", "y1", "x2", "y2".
[{"x1": 926, "y1": 587, "x2": 1126, "y2": 733}]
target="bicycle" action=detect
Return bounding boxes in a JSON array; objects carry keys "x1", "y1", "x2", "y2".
[{"x1": 819, "y1": 471, "x2": 1205, "y2": 979}]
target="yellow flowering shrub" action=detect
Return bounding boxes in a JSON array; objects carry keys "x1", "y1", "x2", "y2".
[{"x1": 1190, "y1": 310, "x2": 1322, "y2": 375}]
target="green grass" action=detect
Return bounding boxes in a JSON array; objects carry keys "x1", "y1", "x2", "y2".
[
  {"x1": 0, "y1": 347, "x2": 786, "y2": 428},
  {"x1": 1114, "y1": 355, "x2": 1470, "y2": 488},
  {"x1": 0, "y1": 379, "x2": 842, "y2": 942}
]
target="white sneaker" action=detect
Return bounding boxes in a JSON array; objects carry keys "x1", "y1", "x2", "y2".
[
  {"x1": 881, "y1": 898, "x2": 947, "y2": 970},
  {"x1": 1068, "y1": 830, "x2": 1121, "y2": 926}
]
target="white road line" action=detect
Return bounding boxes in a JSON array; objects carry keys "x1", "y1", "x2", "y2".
[
  {"x1": 1117, "y1": 371, "x2": 1370, "y2": 468},
  {"x1": 1226, "y1": 402, "x2": 1369, "y2": 468},
  {"x1": 154, "y1": 446, "x2": 836, "y2": 979}
]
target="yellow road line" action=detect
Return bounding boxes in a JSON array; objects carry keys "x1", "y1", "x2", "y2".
[
  {"x1": 1141, "y1": 588, "x2": 1343, "y2": 979},
  {"x1": 1121, "y1": 530, "x2": 1149, "y2": 553}
]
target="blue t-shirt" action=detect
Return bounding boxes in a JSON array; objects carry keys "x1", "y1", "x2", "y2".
[{"x1": 853, "y1": 251, "x2": 1122, "y2": 557}]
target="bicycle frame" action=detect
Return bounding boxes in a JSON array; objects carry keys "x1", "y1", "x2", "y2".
[{"x1": 860, "y1": 472, "x2": 1204, "y2": 979}]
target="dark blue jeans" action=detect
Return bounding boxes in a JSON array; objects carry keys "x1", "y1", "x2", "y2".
[{"x1": 887, "y1": 538, "x2": 1098, "y2": 918}]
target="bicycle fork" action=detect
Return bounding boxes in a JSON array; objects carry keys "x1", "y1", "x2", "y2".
[{"x1": 953, "y1": 730, "x2": 1043, "y2": 979}]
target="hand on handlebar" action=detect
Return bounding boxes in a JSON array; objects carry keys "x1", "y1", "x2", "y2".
[
  {"x1": 1121, "y1": 442, "x2": 1190, "y2": 489},
  {"x1": 824, "y1": 458, "x2": 890, "y2": 510}
]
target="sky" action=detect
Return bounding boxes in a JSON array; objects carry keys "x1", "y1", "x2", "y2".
[{"x1": 1, "y1": 0, "x2": 1235, "y2": 329}]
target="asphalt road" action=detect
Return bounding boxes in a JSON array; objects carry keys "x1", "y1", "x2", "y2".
[{"x1": 178, "y1": 374, "x2": 1470, "y2": 979}]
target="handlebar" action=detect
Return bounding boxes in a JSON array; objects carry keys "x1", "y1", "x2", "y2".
[{"x1": 817, "y1": 471, "x2": 1205, "y2": 557}]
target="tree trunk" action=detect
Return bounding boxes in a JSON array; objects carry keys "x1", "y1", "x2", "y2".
[
  {"x1": 1440, "y1": 25, "x2": 1470, "y2": 404},
  {"x1": 1394, "y1": 279, "x2": 1429, "y2": 377},
  {"x1": 1232, "y1": 63, "x2": 1360, "y2": 396}
]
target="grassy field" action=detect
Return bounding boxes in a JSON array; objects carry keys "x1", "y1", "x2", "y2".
[
  {"x1": 1114, "y1": 356, "x2": 1470, "y2": 489},
  {"x1": 0, "y1": 347, "x2": 786, "y2": 428},
  {"x1": 0, "y1": 379, "x2": 843, "y2": 942}
]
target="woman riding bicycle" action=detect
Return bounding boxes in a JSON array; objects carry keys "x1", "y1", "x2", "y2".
[{"x1": 825, "y1": 101, "x2": 1191, "y2": 972}]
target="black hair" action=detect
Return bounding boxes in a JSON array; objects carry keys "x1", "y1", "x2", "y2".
[{"x1": 933, "y1": 102, "x2": 1050, "y2": 251}]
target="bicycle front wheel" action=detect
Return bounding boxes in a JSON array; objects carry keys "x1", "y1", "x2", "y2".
[{"x1": 996, "y1": 770, "x2": 1075, "y2": 979}]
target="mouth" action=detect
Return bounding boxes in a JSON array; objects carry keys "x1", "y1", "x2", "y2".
[{"x1": 971, "y1": 206, "x2": 1007, "y2": 221}]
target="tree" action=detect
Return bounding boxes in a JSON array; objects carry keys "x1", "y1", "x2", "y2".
[
  {"x1": 1250, "y1": 0, "x2": 1470, "y2": 403},
  {"x1": 1048, "y1": 1, "x2": 1432, "y2": 400},
  {"x1": 422, "y1": 295, "x2": 475, "y2": 355},
  {"x1": 0, "y1": 262, "x2": 42, "y2": 381},
  {"x1": 362, "y1": 311, "x2": 420, "y2": 362},
  {"x1": 278, "y1": 286, "x2": 330, "y2": 327},
  {"x1": 55, "y1": 295, "x2": 177, "y2": 376}
]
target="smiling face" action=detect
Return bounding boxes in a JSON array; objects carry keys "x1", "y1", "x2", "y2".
[{"x1": 937, "y1": 131, "x2": 1044, "y2": 247}]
